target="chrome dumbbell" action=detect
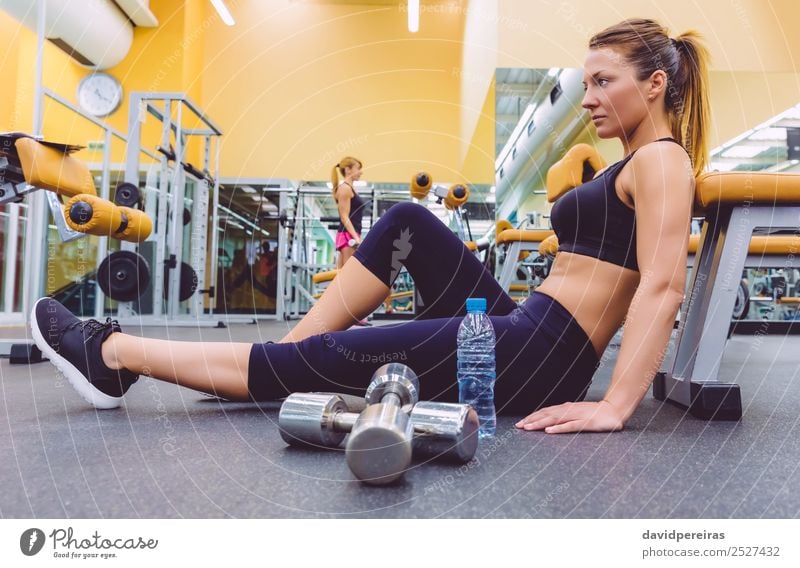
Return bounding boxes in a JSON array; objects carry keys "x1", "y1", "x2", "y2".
[
  {"x1": 278, "y1": 393, "x2": 478, "y2": 462},
  {"x1": 278, "y1": 363, "x2": 417, "y2": 457},
  {"x1": 279, "y1": 393, "x2": 478, "y2": 463}
]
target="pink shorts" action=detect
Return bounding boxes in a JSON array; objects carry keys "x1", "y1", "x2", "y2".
[{"x1": 335, "y1": 231, "x2": 359, "y2": 251}]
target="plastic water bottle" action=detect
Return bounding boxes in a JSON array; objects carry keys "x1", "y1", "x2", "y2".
[{"x1": 457, "y1": 297, "x2": 496, "y2": 438}]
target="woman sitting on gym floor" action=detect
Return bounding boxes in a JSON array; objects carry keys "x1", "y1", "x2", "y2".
[{"x1": 32, "y1": 18, "x2": 709, "y2": 434}]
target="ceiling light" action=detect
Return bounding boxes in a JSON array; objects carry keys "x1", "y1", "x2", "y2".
[
  {"x1": 210, "y1": 0, "x2": 235, "y2": 26},
  {"x1": 408, "y1": 0, "x2": 419, "y2": 33},
  {"x1": 240, "y1": 185, "x2": 256, "y2": 193}
]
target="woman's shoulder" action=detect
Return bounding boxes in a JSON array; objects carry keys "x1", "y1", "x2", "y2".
[
  {"x1": 631, "y1": 139, "x2": 691, "y2": 170},
  {"x1": 623, "y1": 140, "x2": 694, "y2": 200},
  {"x1": 335, "y1": 182, "x2": 354, "y2": 199}
]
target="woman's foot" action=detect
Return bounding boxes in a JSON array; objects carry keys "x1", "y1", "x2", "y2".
[{"x1": 30, "y1": 297, "x2": 139, "y2": 409}]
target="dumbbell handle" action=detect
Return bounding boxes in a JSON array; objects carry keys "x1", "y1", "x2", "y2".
[
  {"x1": 332, "y1": 411, "x2": 357, "y2": 432},
  {"x1": 332, "y1": 408, "x2": 455, "y2": 437},
  {"x1": 379, "y1": 392, "x2": 402, "y2": 407}
]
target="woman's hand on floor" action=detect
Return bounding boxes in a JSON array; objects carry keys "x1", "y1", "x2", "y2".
[{"x1": 514, "y1": 400, "x2": 625, "y2": 434}]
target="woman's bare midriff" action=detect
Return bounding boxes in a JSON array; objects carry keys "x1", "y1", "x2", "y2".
[{"x1": 535, "y1": 251, "x2": 641, "y2": 359}]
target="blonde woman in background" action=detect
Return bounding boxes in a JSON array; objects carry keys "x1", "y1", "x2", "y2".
[{"x1": 332, "y1": 157, "x2": 366, "y2": 269}]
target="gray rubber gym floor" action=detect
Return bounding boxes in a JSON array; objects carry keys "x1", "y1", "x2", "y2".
[{"x1": 2, "y1": 320, "x2": 799, "y2": 519}]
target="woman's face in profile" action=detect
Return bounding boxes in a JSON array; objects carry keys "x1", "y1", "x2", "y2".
[
  {"x1": 581, "y1": 47, "x2": 652, "y2": 140},
  {"x1": 347, "y1": 162, "x2": 363, "y2": 181}
]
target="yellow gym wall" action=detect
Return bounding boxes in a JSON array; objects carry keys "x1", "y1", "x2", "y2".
[
  {"x1": 0, "y1": 12, "x2": 21, "y2": 129},
  {"x1": 0, "y1": 1, "x2": 207, "y2": 168},
  {"x1": 2, "y1": 0, "x2": 799, "y2": 187},
  {"x1": 200, "y1": 0, "x2": 468, "y2": 184}
]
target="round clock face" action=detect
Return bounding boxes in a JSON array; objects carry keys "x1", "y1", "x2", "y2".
[{"x1": 77, "y1": 73, "x2": 123, "y2": 117}]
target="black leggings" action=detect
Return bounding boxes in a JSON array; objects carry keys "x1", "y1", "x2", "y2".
[{"x1": 248, "y1": 202, "x2": 600, "y2": 415}]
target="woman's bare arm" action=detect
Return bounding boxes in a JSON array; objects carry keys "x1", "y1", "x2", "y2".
[{"x1": 602, "y1": 142, "x2": 695, "y2": 421}]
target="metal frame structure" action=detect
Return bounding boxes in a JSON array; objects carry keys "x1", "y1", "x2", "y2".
[
  {"x1": 280, "y1": 185, "x2": 342, "y2": 321},
  {"x1": 655, "y1": 205, "x2": 800, "y2": 420},
  {"x1": 19, "y1": 0, "x2": 48, "y2": 323},
  {"x1": 122, "y1": 92, "x2": 222, "y2": 326}
]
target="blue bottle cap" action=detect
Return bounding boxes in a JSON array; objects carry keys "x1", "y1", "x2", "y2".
[{"x1": 466, "y1": 297, "x2": 487, "y2": 312}]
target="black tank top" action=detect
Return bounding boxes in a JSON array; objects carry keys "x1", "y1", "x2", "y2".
[
  {"x1": 336, "y1": 183, "x2": 367, "y2": 234},
  {"x1": 549, "y1": 137, "x2": 685, "y2": 272}
]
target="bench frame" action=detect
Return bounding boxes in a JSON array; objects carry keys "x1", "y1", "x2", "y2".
[{"x1": 654, "y1": 204, "x2": 800, "y2": 420}]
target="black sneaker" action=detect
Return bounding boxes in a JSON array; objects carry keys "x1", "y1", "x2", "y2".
[{"x1": 30, "y1": 297, "x2": 139, "y2": 409}]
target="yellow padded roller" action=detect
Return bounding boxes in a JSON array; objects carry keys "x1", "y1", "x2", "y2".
[
  {"x1": 116, "y1": 206, "x2": 153, "y2": 243},
  {"x1": 444, "y1": 183, "x2": 469, "y2": 210},
  {"x1": 693, "y1": 171, "x2": 800, "y2": 214},
  {"x1": 686, "y1": 233, "x2": 800, "y2": 256},
  {"x1": 15, "y1": 137, "x2": 96, "y2": 197},
  {"x1": 312, "y1": 269, "x2": 339, "y2": 284},
  {"x1": 410, "y1": 172, "x2": 432, "y2": 200},
  {"x1": 495, "y1": 219, "x2": 513, "y2": 238},
  {"x1": 538, "y1": 234, "x2": 559, "y2": 256},
  {"x1": 545, "y1": 143, "x2": 607, "y2": 203},
  {"x1": 64, "y1": 194, "x2": 152, "y2": 242},
  {"x1": 495, "y1": 228, "x2": 554, "y2": 245},
  {"x1": 64, "y1": 194, "x2": 122, "y2": 237}
]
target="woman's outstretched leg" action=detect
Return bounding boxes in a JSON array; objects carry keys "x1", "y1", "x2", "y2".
[
  {"x1": 31, "y1": 297, "x2": 253, "y2": 408},
  {"x1": 102, "y1": 334, "x2": 253, "y2": 401}
]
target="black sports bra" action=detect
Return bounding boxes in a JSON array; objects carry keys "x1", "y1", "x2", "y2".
[{"x1": 549, "y1": 137, "x2": 685, "y2": 272}]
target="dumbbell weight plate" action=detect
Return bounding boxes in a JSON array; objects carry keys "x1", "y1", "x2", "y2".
[
  {"x1": 97, "y1": 251, "x2": 151, "y2": 302},
  {"x1": 114, "y1": 182, "x2": 140, "y2": 208},
  {"x1": 163, "y1": 261, "x2": 199, "y2": 302},
  {"x1": 364, "y1": 362, "x2": 419, "y2": 412},
  {"x1": 278, "y1": 393, "x2": 350, "y2": 448},
  {"x1": 410, "y1": 401, "x2": 479, "y2": 463},
  {"x1": 311, "y1": 392, "x2": 366, "y2": 414},
  {"x1": 345, "y1": 403, "x2": 414, "y2": 485}
]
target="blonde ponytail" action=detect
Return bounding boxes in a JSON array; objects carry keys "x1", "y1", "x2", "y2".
[
  {"x1": 672, "y1": 32, "x2": 711, "y2": 176},
  {"x1": 331, "y1": 164, "x2": 341, "y2": 199}
]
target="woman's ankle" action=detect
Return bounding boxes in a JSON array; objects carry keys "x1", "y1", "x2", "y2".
[{"x1": 101, "y1": 332, "x2": 125, "y2": 371}]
